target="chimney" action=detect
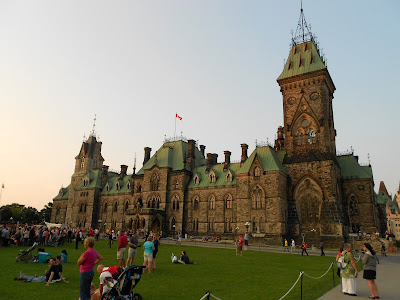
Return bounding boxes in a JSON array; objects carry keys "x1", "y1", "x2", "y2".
[
  {"x1": 224, "y1": 151, "x2": 231, "y2": 171},
  {"x1": 241, "y1": 143, "x2": 248, "y2": 165},
  {"x1": 200, "y1": 145, "x2": 206, "y2": 157},
  {"x1": 206, "y1": 153, "x2": 212, "y2": 172},
  {"x1": 187, "y1": 140, "x2": 196, "y2": 170},
  {"x1": 101, "y1": 165, "x2": 109, "y2": 187},
  {"x1": 143, "y1": 147, "x2": 152, "y2": 165},
  {"x1": 120, "y1": 165, "x2": 128, "y2": 179}
]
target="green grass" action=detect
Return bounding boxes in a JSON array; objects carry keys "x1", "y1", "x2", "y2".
[{"x1": 2, "y1": 240, "x2": 341, "y2": 300}]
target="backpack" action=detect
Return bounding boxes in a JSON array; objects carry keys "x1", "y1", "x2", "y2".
[
  {"x1": 337, "y1": 252, "x2": 348, "y2": 269},
  {"x1": 102, "y1": 266, "x2": 123, "y2": 280}
]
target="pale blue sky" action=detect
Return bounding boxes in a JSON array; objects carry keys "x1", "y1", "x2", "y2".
[{"x1": 0, "y1": 1, "x2": 399, "y2": 210}]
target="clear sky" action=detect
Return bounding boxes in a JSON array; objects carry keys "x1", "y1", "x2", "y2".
[{"x1": 0, "y1": 0, "x2": 399, "y2": 210}]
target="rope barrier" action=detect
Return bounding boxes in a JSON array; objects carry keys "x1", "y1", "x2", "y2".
[
  {"x1": 199, "y1": 291, "x2": 223, "y2": 300},
  {"x1": 278, "y1": 271, "x2": 304, "y2": 300},
  {"x1": 278, "y1": 262, "x2": 335, "y2": 300},
  {"x1": 303, "y1": 262, "x2": 334, "y2": 279}
]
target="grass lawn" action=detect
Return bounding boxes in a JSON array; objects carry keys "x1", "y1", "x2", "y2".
[{"x1": 2, "y1": 240, "x2": 343, "y2": 300}]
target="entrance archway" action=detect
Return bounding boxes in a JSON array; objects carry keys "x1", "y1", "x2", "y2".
[{"x1": 151, "y1": 217, "x2": 161, "y2": 233}]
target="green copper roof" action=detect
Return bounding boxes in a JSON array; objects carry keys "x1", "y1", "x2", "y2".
[
  {"x1": 337, "y1": 155, "x2": 373, "y2": 180},
  {"x1": 277, "y1": 41, "x2": 326, "y2": 81},
  {"x1": 76, "y1": 169, "x2": 103, "y2": 189},
  {"x1": 188, "y1": 163, "x2": 241, "y2": 188},
  {"x1": 236, "y1": 146, "x2": 288, "y2": 175},
  {"x1": 53, "y1": 185, "x2": 70, "y2": 200},
  {"x1": 101, "y1": 174, "x2": 132, "y2": 195},
  {"x1": 137, "y1": 140, "x2": 205, "y2": 175}
]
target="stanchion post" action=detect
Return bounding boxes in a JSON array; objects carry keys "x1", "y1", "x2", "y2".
[{"x1": 300, "y1": 272, "x2": 303, "y2": 300}]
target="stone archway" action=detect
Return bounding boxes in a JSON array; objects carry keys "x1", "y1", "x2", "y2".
[
  {"x1": 151, "y1": 217, "x2": 162, "y2": 233},
  {"x1": 294, "y1": 176, "x2": 323, "y2": 236}
]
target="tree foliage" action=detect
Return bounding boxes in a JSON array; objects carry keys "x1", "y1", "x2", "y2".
[{"x1": 0, "y1": 202, "x2": 51, "y2": 224}]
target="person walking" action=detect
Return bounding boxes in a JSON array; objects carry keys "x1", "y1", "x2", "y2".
[
  {"x1": 284, "y1": 239, "x2": 289, "y2": 252},
  {"x1": 362, "y1": 243, "x2": 379, "y2": 299},
  {"x1": 290, "y1": 239, "x2": 295, "y2": 253},
  {"x1": 301, "y1": 241, "x2": 308, "y2": 256},
  {"x1": 117, "y1": 231, "x2": 128, "y2": 268},
  {"x1": 77, "y1": 237, "x2": 103, "y2": 300},
  {"x1": 244, "y1": 233, "x2": 249, "y2": 250},
  {"x1": 152, "y1": 234, "x2": 159, "y2": 270},
  {"x1": 339, "y1": 243, "x2": 359, "y2": 296},
  {"x1": 320, "y1": 240, "x2": 325, "y2": 256}
]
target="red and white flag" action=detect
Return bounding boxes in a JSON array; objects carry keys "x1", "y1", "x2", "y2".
[
  {"x1": 1, "y1": 184, "x2": 4, "y2": 189},
  {"x1": 176, "y1": 113, "x2": 182, "y2": 121}
]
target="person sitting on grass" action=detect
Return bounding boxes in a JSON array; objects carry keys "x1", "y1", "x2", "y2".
[
  {"x1": 178, "y1": 251, "x2": 195, "y2": 264},
  {"x1": 60, "y1": 250, "x2": 68, "y2": 263},
  {"x1": 15, "y1": 258, "x2": 70, "y2": 285}
]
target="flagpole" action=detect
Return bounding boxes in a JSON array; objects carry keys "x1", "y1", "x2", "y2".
[
  {"x1": 0, "y1": 183, "x2": 3, "y2": 204},
  {"x1": 174, "y1": 113, "x2": 176, "y2": 139}
]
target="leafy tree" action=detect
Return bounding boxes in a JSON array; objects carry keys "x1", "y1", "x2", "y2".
[{"x1": 40, "y1": 202, "x2": 53, "y2": 222}]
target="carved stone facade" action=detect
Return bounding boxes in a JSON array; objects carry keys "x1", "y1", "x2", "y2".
[{"x1": 51, "y1": 28, "x2": 384, "y2": 248}]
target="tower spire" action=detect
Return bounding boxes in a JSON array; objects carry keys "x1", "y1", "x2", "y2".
[
  {"x1": 91, "y1": 114, "x2": 97, "y2": 137},
  {"x1": 292, "y1": 1, "x2": 314, "y2": 46}
]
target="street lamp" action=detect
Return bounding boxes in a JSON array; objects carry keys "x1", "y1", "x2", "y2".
[
  {"x1": 10, "y1": 217, "x2": 13, "y2": 224},
  {"x1": 311, "y1": 228, "x2": 317, "y2": 249},
  {"x1": 245, "y1": 222, "x2": 250, "y2": 233}
]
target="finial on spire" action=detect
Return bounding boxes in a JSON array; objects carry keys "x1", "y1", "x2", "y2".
[
  {"x1": 367, "y1": 153, "x2": 371, "y2": 165},
  {"x1": 91, "y1": 114, "x2": 97, "y2": 137},
  {"x1": 291, "y1": 1, "x2": 314, "y2": 46},
  {"x1": 83, "y1": 133, "x2": 86, "y2": 141},
  {"x1": 133, "y1": 152, "x2": 137, "y2": 174}
]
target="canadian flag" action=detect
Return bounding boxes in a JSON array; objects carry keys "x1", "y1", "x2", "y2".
[
  {"x1": 176, "y1": 113, "x2": 182, "y2": 121},
  {"x1": 1, "y1": 184, "x2": 4, "y2": 189}
]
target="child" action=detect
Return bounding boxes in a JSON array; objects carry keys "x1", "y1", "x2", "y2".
[{"x1": 60, "y1": 250, "x2": 68, "y2": 263}]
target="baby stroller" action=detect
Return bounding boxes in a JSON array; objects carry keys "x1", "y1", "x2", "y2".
[
  {"x1": 101, "y1": 266, "x2": 145, "y2": 300},
  {"x1": 15, "y1": 242, "x2": 38, "y2": 263},
  {"x1": 48, "y1": 235, "x2": 65, "y2": 247}
]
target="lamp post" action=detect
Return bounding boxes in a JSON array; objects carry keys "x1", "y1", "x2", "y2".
[
  {"x1": 245, "y1": 222, "x2": 250, "y2": 233},
  {"x1": 311, "y1": 228, "x2": 317, "y2": 249},
  {"x1": 10, "y1": 217, "x2": 13, "y2": 224}
]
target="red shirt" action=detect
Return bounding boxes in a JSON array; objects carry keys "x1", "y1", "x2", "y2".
[
  {"x1": 118, "y1": 234, "x2": 128, "y2": 248},
  {"x1": 238, "y1": 237, "x2": 244, "y2": 247}
]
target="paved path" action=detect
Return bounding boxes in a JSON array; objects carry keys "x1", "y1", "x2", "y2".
[{"x1": 318, "y1": 255, "x2": 400, "y2": 300}]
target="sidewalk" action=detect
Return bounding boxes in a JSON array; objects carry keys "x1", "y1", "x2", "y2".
[{"x1": 318, "y1": 255, "x2": 400, "y2": 300}]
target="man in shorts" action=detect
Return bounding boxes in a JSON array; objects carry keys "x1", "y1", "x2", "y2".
[
  {"x1": 117, "y1": 231, "x2": 128, "y2": 267},
  {"x1": 126, "y1": 231, "x2": 140, "y2": 267}
]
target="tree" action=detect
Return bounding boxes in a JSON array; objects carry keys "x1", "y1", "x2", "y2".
[{"x1": 40, "y1": 202, "x2": 53, "y2": 222}]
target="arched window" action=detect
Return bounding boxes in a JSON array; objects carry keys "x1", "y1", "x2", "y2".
[
  {"x1": 296, "y1": 129, "x2": 304, "y2": 145},
  {"x1": 194, "y1": 175, "x2": 200, "y2": 185},
  {"x1": 150, "y1": 173, "x2": 159, "y2": 191},
  {"x1": 307, "y1": 128, "x2": 316, "y2": 144},
  {"x1": 103, "y1": 202, "x2": 108, "y2": 213},
  {"x1": 193, "y1": 196, "x2": 199, "y2": 210},
  {"x1": 156, "y1": 197, "x2": 160, "y2": 208},
  {"x1": 252, "y1": 217, "x2": 257, "y2": 232},
  {"x1": 80, "y1": 203, "x2": 84, "y2": 213},
  {"x1": 209, "y1": 172, "x2": 216, "y2": 183},
  {"x1": 251, "y1": 186, "x2": 264, "y2": 209},
  {"x1": 209, "y1": 195, "x2": 215, "y2": 210},
  {"x1": 114, "y1": 202, "x2": 118, "y2": 212},
  {"x1": 137, "y1": 184, "x2": 142, "y2": 192},
  {"x1": 80, "y1": 156, "x2": 85, "y2": 169},
  {"x1": 147, "y1": 199, "x2": 152, "y2": 208},
  {"x1": 225, "y1": 194, "x2": 233, "y2": 209},
  {"x1": 84, "y1": 203, "x2": 87, "y2": 212},
  {"x1": 170, "y1": 217, "x2": 176, "y2": 231},
  {"x1": 226, "y1": 172, "x2": 232, "y2": 182},
  {"x1": 152, "y1": 198, "x2": 156, "y2": 208},
  {"x1": 349, "y1": 195, "x2": 358, "y2": 215},
  {"x1": 125, "y1": 201, "x2": 129, "y2": 211},
  {"x1": 254, "y1": 166, "x2": 261, "y2": 177},
  {"x1": 172, "y1": 195, "x2": 179, "y2": 211},
  {"x1": 115, "y1": 182, "x2": 120, "y2": 191},
  {"x1": 127, "y1": 182, "x2": 131, "y2": 190},
  {"x1": 106, "y1": 184, "x2": 110, "y2": 192},
  {"x1": 174, "y1": 181, "x2": 179, "y2": 189}
]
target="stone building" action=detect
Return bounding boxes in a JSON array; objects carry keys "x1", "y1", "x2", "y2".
[
  {"x1": 51, "y1": 9, "x2": 383, "y2": 247},
  {"x1": 378, "y1": 181, "x2": 400, "y2": 239}
]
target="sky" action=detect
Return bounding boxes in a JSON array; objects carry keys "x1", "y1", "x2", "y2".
[{"x1": 0, "y1": 0, "x2": 399, "y2": 210}]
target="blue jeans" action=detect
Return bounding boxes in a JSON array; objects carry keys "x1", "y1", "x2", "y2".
[{"x1": 80, "y1": 270, "x2": 94, "y2": 300}]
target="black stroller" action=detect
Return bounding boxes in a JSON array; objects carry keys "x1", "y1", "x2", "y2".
[
  {"x1": 15, "y1": 242, "x2": 38, "y2": 263},
  {"x1": 101, "y1": 266, "x2": 145, "y2": 300},
  {"x1": 47, "y1": 235, "x2": 65, "y2": 247}
]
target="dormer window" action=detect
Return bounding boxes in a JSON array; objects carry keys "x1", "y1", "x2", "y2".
[
  {"x1": 106, "y1": 184, "x2": 110, "y2": 192},
  {"x1": 226, "y1": 171, "x2": 233, "y2": 182},
  {"x1": 194, "y1": 175, "x2": 200, "y2": 185},
  {"x1": 116, "y1": 182, "x2": 120, "y2": 191},
  {"x1": 288, "y1": 61, "x2": 293, "y2": 70},
  {"x1": 209, "y1": 172, "x2": 216, "y2": 183},
  {"x1": 127, "y1": 182, "x2": 131, "y2": 190},
  {"x1": 83, "y1": 178, "x2": 89, "y2": 187}
]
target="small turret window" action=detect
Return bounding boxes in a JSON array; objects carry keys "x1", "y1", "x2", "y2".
[
  {"x1": 209, "y1": 172, "x2": 216, "y2": 183},
  {"x1": 254, "y1": 167, "x2": 261, "y2": 177},
  {"x1": 127, "y1": 182, "x2": 131, "y2": 190},
  {"x1": 116, "y1": 182, "x2": 120, "y2": 191},
  {"x1": 106, "y1": 184, "x2": 110, "y2": 192},
  {"x1": 194, "y1": 175, "x2": 200, "y2": 185}
]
